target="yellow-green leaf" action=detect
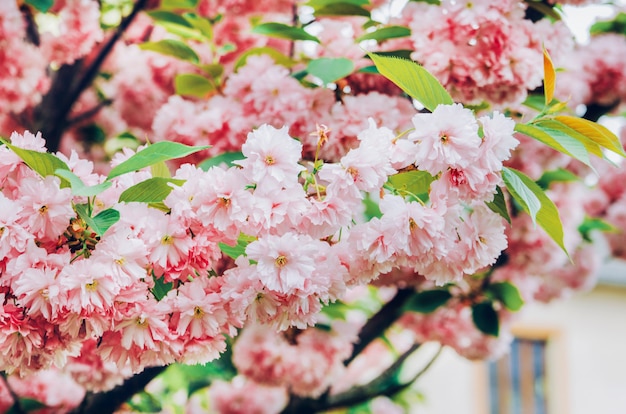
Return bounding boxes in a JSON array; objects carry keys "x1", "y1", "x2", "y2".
[
  {"x1": 174, "y1": 73, "x2": 214, "y2": 98},
  {"x1": 233, "y1": 47, "x2": 296, "y2": 71},
  {"x1": 368, "y1": 52, "x2": 453, "y2": 111},
  {"x1": 0, "y1": 136, "x2": 70, "y2": 185},
  {"x1": 107, "y1": 142, "x2": 209, "y2": 180},
  {"x1": 119, "y1": 177, "x2": 185, "y2": 204},
  {"x1": 515, "y1": 123, "x2": 592, "y2": 167},
  {"x1": 555, "y1": 115, "x2": 626, "y2": 157},
  {"x1": 139, "y1": 39, "x2": 200, "y2": 63}
]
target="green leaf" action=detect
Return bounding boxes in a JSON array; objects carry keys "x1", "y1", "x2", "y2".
[
  {"x1": 306, "y1": 57, "x2": 354, "y2": 84},
  {"x1": 219, "y1": 234, "x2": 255, "y2": 260},
  {"x1": 590, "y1": 12, "x2": 626, "y2": 36},
  {"x1": 368, "y1": 53, "x2": 453, "y2": 111},
  {"x1": 502, "y1": 167, "x2": 541, "y2": 225},
  {"x1": 90, "y1": 209, "x2": 120, "y2": 236},
  {"x1": 174, "y1": 73, "x2": 215, "y2": 98},
  {"x1": 152, "y1": 274, "x2": 173, "y2": 301},
  {"x1": 139, "y1": 39, "x2": 200, "y2": 63},
  {"x1": 503, "y1": 167, "x2": 567, "y2": 254},
  {"x1": 515, "y1": 123, "x2": 592, "y2": 168},
  {"x1": 363, "y1": 193, "x2": 382, "y2": 220},
  {"x1": 578, "y1": 216, "x2": 617, "y2": 242},
  {"x1": 126, "y1": 391, "x2": 162, "y2": 413},
  {"x1": 7, "y1": 398, "x2": 47, "y2": 414},
  {"x1": 252, "y1": 23, "x2": 320, "y2": 43},
  {"x1": 160, "y1": 0, "x2": 199, "y2": 10},
  {"x1": 150, "y1": 161, "x2": 171, "y2": 179},
  {"x1": 183, "y1": 12, "x2": 214, "y2": 39},
  {"x1": 313, "y1": 3, "x2": 371, "y2": 17},
  {"x1": 472, "y1": 301, "x2": 499, "y2": 336},
  {"x1": 0, "y1": 137, "x2": 70, "y2": 184},
  {"x1": 198, "y1": 151, "x2": 244, "y2": 171},
  {"x1": 536, "y1": 168, "x2": 579, "y2": 190},
  {"x1": 75, "y1": 205, "x2": 120, "y2": 237},
  {"x1": 488, "y1": 282, "x2": 523, "y2": 312},
  {"x1": 555, "y1": 115, "x2": 626, "y2": 157},
  {"x1": 54, "y1": 169, "x2": 113, "y2": 197},
  {"x1": 388, "y1": 170, "x2": 435, "y2": 197},
  {"x1": 119, "y1": 178, "x2": 185, "y2": 204},
  {"x1": 485, "y1": 186, "x2": 511, "y2": 224},
  {"x1": 306, "y1": 0, "x2": 369, "y2": 7},
  {"x1": 107, "y1": 142, "x2": 210, "y2": 180},
  {"x1": 24, "y1": 0, "x2": 53, "y2": 12},
  {"x1": 147, "y1": 10, "x2": 193, "y2": 27},
  {"x1": 233, "y1": 47, "x2": 296, "y2": 71},
  {"x1": 533, "y1": 119, "x2": 603, "y2": 158},
  {"x1": 404, "y1": 289, "x2": 452, "y2": 313},
  {"x1": 357, "y1": 26, "x2": 411, "y2": 43}
]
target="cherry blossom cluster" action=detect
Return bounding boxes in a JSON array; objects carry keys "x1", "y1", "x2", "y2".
[
  {"x1": 0, "y1": 99, "x2": 518, "y2": 384},
  {"x1": 390, "y1": 0, "x2": 574, "y2": 107}
]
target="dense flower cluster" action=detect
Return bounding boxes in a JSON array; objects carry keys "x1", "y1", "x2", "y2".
[
  {"x1": 1, "y1": 0, "x2": 625, "y2": 412},
  {"x1": 0, "y1": 99, "x2": 517, "y2": 382}
]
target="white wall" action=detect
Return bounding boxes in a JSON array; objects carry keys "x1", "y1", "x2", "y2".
[{"x1": 410, "y1": 284, "x2": 626, "y2": 414}]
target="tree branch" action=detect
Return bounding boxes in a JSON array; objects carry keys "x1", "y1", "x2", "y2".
[
  {"x1": 33, "y1": 0, "x2": 149, "y2": 153},
  {"x1": 282, "y1": 342, "x2": 442, "y2": 413},
  {"x1": 1, "y1": 372, "x2": 26, "y2": 414},
  {"x1": 69, "y1": 365, "x2": 167, "y2": 414},
  {"x1": 344, "y1": 288, "x2": 414, "y2": 366}
]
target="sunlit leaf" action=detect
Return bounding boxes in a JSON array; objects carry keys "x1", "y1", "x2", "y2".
[
  {"x1": 515, "y1": 123, "x2": 592, "y2": 167},
  {"x1": 119, "y1": 178, "x2": 185, "y2": 204},
  {"x1": 160, "y1": 0, "x2": 198, "y2": 10},
  {"x1": 233, "y1": 47, "x2": 296, "y2": 71},
  {"x1": 503, "y1": 167, "x2": 567, "y2": 255},
  {"x1": 555, "y1": 115, "x2": 626, "y2": 157},
  {"x1": 502, "y1": 168, "x2": 540, "y2": 224},
  {"x1": 368, "y1": 53, "x2": 453, "y2": 111},
  {"x1": 183, "y1": 12, "x2": 214, "y2": 39},
  {"x1": 387, "y1": 170, "x2": 435, "y2": 196},
  {"x1": 107, "y1": 142, "x2": 209, "y2": 180},
  {"x1": 0, "y1": 137, "x2": 70, "y2": 185},
  {"x1": 198, "y1": 151, "x2": 244, "y2": 171},
  {"x1": 76, "y1": 207, "x2": 120, "y2": 237},
  {"x1": 175, "y1": 73, "x2": 215, "y2": 98},
  {"x1": 55, "y1": 169, "x2": 112, "y2": 197},
  {"x1": 307, "y1": 57, "x2": 354, "y2": 84}
]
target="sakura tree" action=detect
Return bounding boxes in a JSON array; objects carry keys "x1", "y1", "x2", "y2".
[{"x1": 1, "y1": 0, "x2": 626, "y2": 413}]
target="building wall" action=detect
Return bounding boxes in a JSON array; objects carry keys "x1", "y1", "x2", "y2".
[{"x1": 411, "y1": 284, "x2": 626, "y2": 414}]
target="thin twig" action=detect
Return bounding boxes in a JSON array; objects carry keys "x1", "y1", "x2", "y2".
[
  {"x1": 67, "y1": 99, "x2": 114, "y2": 127},
  {"x1": 1, "y1": 372, "x2": 26, "y2": 414}
]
